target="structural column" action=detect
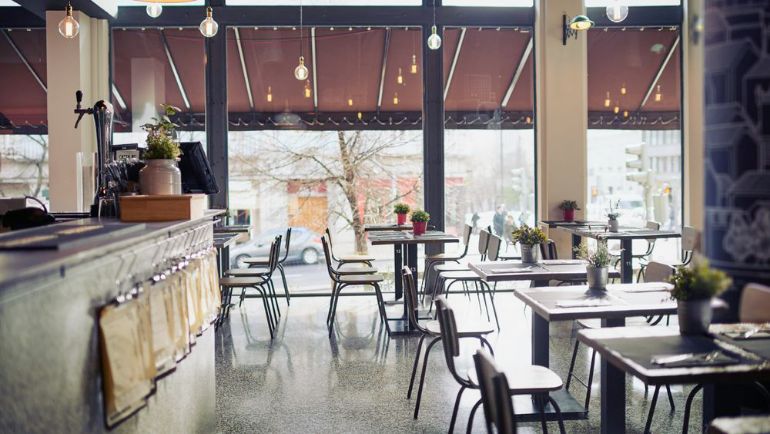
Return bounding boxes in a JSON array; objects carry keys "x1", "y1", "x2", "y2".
[
  {"x1": 682, "y1": 0, "x2": 704, "y2": 231},
  {"x1": 422, "y1": 14, "x2": 445, "y2": 236},
  {"x1": 45, "y1": 11, "x2": 109, "y2": 212},
  {"x1": 205, "y1": 2, "x2": 228, "y2": 210},
  {"x1": 534, "y1": 0, "x2": 588, "y2": 257}
]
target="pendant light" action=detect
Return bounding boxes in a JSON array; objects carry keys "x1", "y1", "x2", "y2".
[
  {"x1": 606, "y1": 0, "x2": 629, "y2": 23},
  {"x1": 613, "y1": 104, "x2": 620, "y2": 115},
  {"x1": 427, "y1": 0, "x2": 441, "y2": 50},
  {"x1": 410, "y1": 54, "x2": 418, "y2": 74},
  {"x1": 397, "y1": 68, "x2": 404, "y2": 85},
  {"x1": 58, "y1": 3, "x2": 79, "y2": 39},
  {"x1": 294, "y1": 0, "x2": 309, "y2": 81},
  {"x1": 304, "y1": 80, "x2": 312, "y2": 98},
  {"x1": 267, "y1": 86, "x2": 273, "y2": 103},
  {"x1": 199, "y1": 7, "x2": 218, "y2": 38},
  {"x1": 604, "y1": 92, "x2": 611, "y2": 108},
  {"x1": 348, "y1": 98, "x2": 354, "y2": 107},
  {"x1": 146, "y1": 4, "x2": 162, "y2": 18},
  {"x1": 654, "y1": 85, "x2": 662, "y2": 102},
  {"x1": 620, "y1": 83, "x2": 627, "y2": 95},
  {"x1": 393, "y1": 93, "x2": 399, "y2": 105}
]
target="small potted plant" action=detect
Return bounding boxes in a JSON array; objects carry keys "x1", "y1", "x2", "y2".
[
  {"x1": 394, "y1": 203, "x2": 410, "y2": 226},
  {"x1": 410, "y1": 210, "x2": 430, "y2": 236},
  {"x1": 511, "y1": 224, "x2": 547, "y2": 264},
  {"x1": 574, "y1": 241, "x2": 611, "y2": 290},
  {"x1": 606, "y1": 200, "x2": 620, "y2": 232},
  {"x1": 139, "y1": 104, "x2": 183, "y2": 195},
  {"x1": 559, "y1": 200, "x2": 580, "y2": 222},
  {"x1": 670, "y1": 258, "x2": 732, "y2": 335}
]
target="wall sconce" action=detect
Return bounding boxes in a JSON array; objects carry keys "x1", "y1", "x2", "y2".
[{"x1": 563, "y1": 14, "x2": 594, "y2": 46}]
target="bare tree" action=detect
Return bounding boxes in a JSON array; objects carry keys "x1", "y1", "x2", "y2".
[
  {"x1": 0, "y1": 134, "x2": 48, "y2": 198},
  {"x1": 231, "y1": 129, "x2": 422, "y2": 253}
]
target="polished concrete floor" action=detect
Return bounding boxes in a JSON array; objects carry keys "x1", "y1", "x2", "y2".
[{"x1": 215, "y1": 286, "x2": 703, "y2": 433}]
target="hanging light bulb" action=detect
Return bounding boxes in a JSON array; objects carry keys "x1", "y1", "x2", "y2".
[
  {"x1": 357, "y1": 112, "x2": 363, "y2": 120},
  {"x1": 654, "y1": 85, "x2": 662, "y2": 102},
  {"x1": 199, "y1": 7, "x2": 219, "y2": 38},
  {"x1": 348, "y1": 98, "x2": 354, "y2": 107},
  {"x1": 606, "y1": 0, "x2": 629, "y2": 23},
  {"x1": 411, "y1": 54, "x2": 418, "y2": 74},
  {"x1": 525, "y1": 116, "x2": 532, "y2": 124},
  {"x1": 620, "y1": 83, "x2": 627, "y2": 95},
  {"x1": 427, "y1": 25, "x2": 442, "y2": 50},
  {"x1": 294, "y1": 56, "x2": 309, "y2": 81},
  {"x1": 267, "y1": 86, "x2": 273, "y2": 103},
  {"x1": 304, "y1": 80, "x2": 312, "y2": 98},
  {"x1": 58, "y1": 3, "x2": 79, "y2": 39},
  {"x1": 604, "y1": 91, "x2": 611, "y2": 108},
  {"x1": 146, "y1": 4, "x2": 162, "y2": 18},
  {"x1": 393, "y1": 92, "x2": 399, "y2": 105},
  {"x1": 613, "y1": 105, "x2": 620, "y2": 115},
  {"x1": 623, "y1": 110, "x2": 629, "y2": 118},
  {"x1": 397, "y1": 68, "x2": 404, "y2": 85}
]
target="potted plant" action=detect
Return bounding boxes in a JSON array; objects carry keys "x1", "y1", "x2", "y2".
[
  {"x1": 410, "y1": 210, "x2": 430, "y2": 236},
  {"x1": 512, "y1": 224, "x2": 547, "y2": 264},
  {"x1": 394, "y1": 203, "x2": 410, "y2": 226},
  {"x1": 574, "y1": 241, "x2": 611, "y2": 290},
  {"x1": 139, "y1": 104, "x2": 183, "y2": 195},
  {"x1": 606, "y1": 200, "x2": 620, "y2": 232},
  {"x1": 670, "y1": 258, "x2": 732, "y2": 335},
  {"x1": 559, "y1": 200, "x2": 580, "y2": 222}
]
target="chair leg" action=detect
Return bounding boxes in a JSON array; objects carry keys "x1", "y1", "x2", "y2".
[
  {"x1": 482, "y1": 282, "x2": 500, "y2": 330},
  {"x1": 566, "y1": 338, "x2": 580, "y2": 390},
  {"x1": 414, "y1": 337, "x2": 440, "y2": 419},
  {"x1": 466, "y1": 399, "x2": 482, "y2": 434},
  {"x1": 547, "y1": 395, "x2": 567, "y2": 434},
  {"x1": 326, "y1": 282, "x2": 339, "y2": 325},
  {"x1": 278, "y1": 264, "x2": 290, "y2": 306},
  {"x1": 682, "y1": 384, "x2": 703, "y2": 434},
  {"x1": 254, "y1": 286, "x2": 274, "y2": 339},
  {"x1": 478, "y1": 336, "x2": 495, "y2": 357},
  {"x1": 407, "y1": 334, "x2": 426, "y2": 399},
  {"x1": 371, "y1": 282, "x2": 391, "y2": 335},
  {"x1": 328, "y1": 285, "x2": 346, "y2": 336},
  {"x1": 448, "y1": 385, "x2": 467, "y2": 434},
  {"x1": 537, "y1": 394, "x2": 549, "y2": 434},
  {"x1": 584, "y1": 349, "x2": 597, "y2": 410},
  {"x1": 665, "y1": 384, "x2": 675, "y2": 411},
  {"x1": 644, "y1": 385, "x2": 661, "y2": 434}
]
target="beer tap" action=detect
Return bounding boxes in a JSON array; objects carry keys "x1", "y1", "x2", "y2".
[{"x1": 73, "y1": 90, "x2": 116, "y2": 217}]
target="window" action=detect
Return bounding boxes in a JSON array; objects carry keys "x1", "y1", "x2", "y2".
[
  {"x1": 225, "y1": 0, "x2": 419, "y2": 5},
  {"x1": 442, "y1": 0, "x2": 533, "y2": 6},
  {"x1": 443, "y1": 27, "x2": 536, "y2": 259},
  {"x1": 0, "y1": 28, "x2": 49, "y2": 204}
]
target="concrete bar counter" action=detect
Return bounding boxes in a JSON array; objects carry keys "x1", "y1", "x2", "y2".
[{"x1": 0, "y1": 211, "x2": 223, "y2": 433}]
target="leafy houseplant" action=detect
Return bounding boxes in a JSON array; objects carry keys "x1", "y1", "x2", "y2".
[
  {"x1": 575, "y1": 241, "x2": 611, "y2": 290},
  {"x1": 559, "y1": 200, "x2": 580, "y2": 222},
  {"x1": 139, "y1": 104, "x2": 184, "y2": 195},
  {"x1": 410, "y1": 210, "x2": 430, "y2": 236},
  {"x1": 606, "y1": 200, "x2": 620, "y2": 232},
  {"x1": 512, "y1": 225, "x2": 547, "y2": 263},
  {"x1": 670, "y1": 258, "x2": 732, "y2": 335},
  {"x1": 394, "y1": 203, "x2": 410, "y2": 225}
]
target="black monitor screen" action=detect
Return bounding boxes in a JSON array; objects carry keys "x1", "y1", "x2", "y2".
[{"x1": 178, "y1": 142, "x2": 219, "y2": 195}]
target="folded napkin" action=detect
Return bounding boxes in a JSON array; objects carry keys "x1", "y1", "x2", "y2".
[
  {"x1": 543, "y1": 260, "x2": 585, "y2": 265},
  {"x1": 487, "y1": 267, "x2": 533, "y2": 274},
  {"x1": 620, "y1": 282, "x2": 674, "y2": 293},
  {"x1": 651, "y1": 351, "x2": 739, "y2": 368},
  {"x1": 722, "y1": 330, "x2": 770, "y2": 340},
  {"x1": 555, "y1": 299, "x2": 612, "y2": 308}
]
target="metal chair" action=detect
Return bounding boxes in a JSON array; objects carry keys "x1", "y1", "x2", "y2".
[
  {"x1": 435, "y1": 298, "x2": 565, "y2": 434},
  {"x1": 421, "y1": 224, "x2": 473, "y2": 292},
  {"x1": 324, "y1": 228, "x2": 375, "y2": 265},
  {"x1": 403, "y1": 269, "x2": 495, "y2": 420},
  {"x1": 424, "y1": 227, "x2": 492, "y2": 300},
  {"x1": 609, "y1": 221, "x2": 661, "y2": 281},
  {"x1": 679, "y1": 225, "x2": 699, "y2": 266},
  {"x1": 242, "y1": 227, "x2": 292, "y2": 305},
  {"x1": 472, "y1": 349, "x2": 516, "y2": 434}
]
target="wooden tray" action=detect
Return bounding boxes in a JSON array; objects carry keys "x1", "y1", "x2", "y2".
[{"x1": 120, "y1": 194, "x2": 207, "y2": 222}]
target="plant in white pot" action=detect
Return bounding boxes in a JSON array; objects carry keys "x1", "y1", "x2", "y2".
[
  {"x1": 574, "y1": 241, "x2": 611, "y2": 291},
  {"x1": 512, "y1": 224, "x2": 547, "y2": 264},
  {"x1": 670, "y1": 258, "x2": 732, "y2": 335},
  {"x1": 139, "y1": 104, "x2": 183, "y2": 195},
  {"x1": 606, "y1": 200, "x2": 620, "y2": 232}
]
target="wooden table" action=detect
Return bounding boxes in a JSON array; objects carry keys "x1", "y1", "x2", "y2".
[
  {"x1": 578, "y1": 325, "x2": 770, "y2": 434},
  {"x1": 469, "y1": 259, "x2": 621, "y2": 286},
  {"x1": 543, "y1": 221, "x2": 681, "y2": 283},
  {"x1": 213, "y1": 232, "x2": 240, "y2": 278},
  {"x1": 366, "y1": 229, "x2": 458, "y2": 333}
]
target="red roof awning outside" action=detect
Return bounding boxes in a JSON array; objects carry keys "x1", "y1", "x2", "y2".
[{"x1": 0, "y1": 29, "x2": 47, "y2": 132}]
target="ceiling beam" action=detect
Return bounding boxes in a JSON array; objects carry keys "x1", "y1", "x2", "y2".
[
  {"x1": 638, "y1": 34, "x2": 680, "y2": 111},
  {"x1": 1, "y1": 29, "x2": 46, "y2": 93},
  {"x1": 160, "y1": 30, "x2": 191, "y2": 111},
  {"x1": 14, "y1": 0, "x2": 116, "y2": 20},
  {"x1": 311, "y1": 27, "x2": 319, "y2": 113},
  {"x1": 501, "y1": 35, "x2": 532, "y2": 108},
  {"x1": 233, "y1": 28, "x2": 254, "y2": 111},
  {"x1": 443, "y1": 26, "x2": 465, "y2": 101},
  {"x1": 376, "y1": 28, "x2": 391, "y2": 113},
  {"x1": 0, "y1": 8, "x2": 44, "y2": 27}
]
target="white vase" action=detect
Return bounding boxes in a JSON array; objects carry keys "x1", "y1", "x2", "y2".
[{"x1": 139, "y1": 159, "x2": 182, "y2": 195}]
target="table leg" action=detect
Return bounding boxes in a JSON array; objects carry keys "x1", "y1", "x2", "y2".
[
  {"x1": 601, "y1": 317, "x2": 626, "y2": 433},
  {"x1": 406, "y1": 244, "x2": 418, "y2": 325},
  {"x1": 222, "y1": 245, "x2": 230, "y2": 275},
  {"x1": 393, "y1": 244, "x2": 403, "y2": 301},
  {"x1": 620, "y1": 238, "x2": 633, "y2": 283},
  {"x1": 532, "y1": 312, "x2": 549, "y2": 367},
  {"x1": 572, "y1": 234, "x2": 581, "y2": 259}
]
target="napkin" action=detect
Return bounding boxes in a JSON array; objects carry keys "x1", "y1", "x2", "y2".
[
  {"x1": 651, "y1": 351, "x2": 739, "y2": 368},
  {"x1": 487, "y1": 268, "x2": 533, "y2": 274},
  {"x1": 555, "y1": 299, "x2": 612, "y2": 308},
  {"x1": 722, "y1": 330, "x2": 770, "y2": 340}
]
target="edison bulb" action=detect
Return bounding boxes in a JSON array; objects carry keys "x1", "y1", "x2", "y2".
[
  {"x1": 58, "y1": 4, "x2": 79, "y2": 39},
  {"x1": 427, "y1": 25, "x2": 441, "y2": 50},
  {"x1": 606, "y1": 2, "x2": 629, "y2": 23},
  {"x1": 294, "y1": 56, "x2": 309, "y2": 81},
  {"x1": 199, "y1": 7, "x2": 219, "y2": 38},
  {"x1": 146, "y1": 4, "x2": 162, "y2": 18}
]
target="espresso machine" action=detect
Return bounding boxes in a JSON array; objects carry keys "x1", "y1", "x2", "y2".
[{"x1": 74, "y1": 90, "x2": 117, "y2": 217}]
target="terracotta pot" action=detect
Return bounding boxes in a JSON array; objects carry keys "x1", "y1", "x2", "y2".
[
  {"x1": 397, "y1": 213, "x2": 407, "y2": 225},
  {"x1": 677, "y1": 299, "x2": 713, "y2": 335},
  {"x1": 413, "y1": 221, "x2": 427, "y2": 236},
  {"x1": 139, "y1": 159, "x2": 182, "y2": 195},
  {"x1": 563, "y1": 208, "x2": 575, "y2": 222}
]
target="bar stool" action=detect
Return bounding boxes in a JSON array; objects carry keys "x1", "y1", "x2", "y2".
[{"x1": 242, "y1": 227, "x2": 292, "y2": 305}]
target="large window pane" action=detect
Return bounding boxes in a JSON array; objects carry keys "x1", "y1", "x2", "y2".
[
  {"x1": 0, "y1": 28, "x2": 49, "y2": 205},
  {"x1": 443, "y1": 27, "x2": 536, "y2": 262},
  {"x1": 227, "y1": 27, "x2": 423, "y2": 293}
]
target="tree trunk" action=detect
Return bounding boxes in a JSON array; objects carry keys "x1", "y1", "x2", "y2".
[{"x1": 337, "y1": 131, "x2": 368, "y2": 254}]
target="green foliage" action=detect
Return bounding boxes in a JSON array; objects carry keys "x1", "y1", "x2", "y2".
[
  {"x1": 559, "y1": 200, "x2": 580, "y2": 210},
  {"x1": 669, "y1": 258, "x2": 732, "y2": 301},
  {"x1": 511, "y1": 224, "x2": 547, "y2": 246},
  {"x1": 606, "y1": 200, "x2": 620, "y2": 220},
  {"x1": 574, "y1": 241, "x2": 611, "y2": 268},
  {"x1": 410, "y1": 210, "x2": 430, "y2": 222},
  {"x1": 142, "y1": 104, "x2": 182, "y2": 160},
  {"x1": 394, "y1": 203, "x2": 410, "y2": 214}
]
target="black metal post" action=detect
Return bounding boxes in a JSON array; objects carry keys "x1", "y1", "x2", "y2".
[
  {"x1": 205, "y1": 1, "x2": 228, "y2": 211},
  {"x1": 422, "y1": 15, "x2": 444, "y2": 250}
]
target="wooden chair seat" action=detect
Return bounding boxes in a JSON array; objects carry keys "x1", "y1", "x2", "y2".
[
  {"x1": 338, "y1": 273, "x2": 385, "y2": 284},
  {"x1": 434, "y1": 263, "x2": 469, "y2": 272},
  {"x1": 439, "y1": 270, "x2": 480, "y2": 281},
  {"x1": 576, "y1": 319, "x2": 600, "y2": 329},
  {"x1": 242, "y1": 256, "x2": 270, "y2": 265},
  {"x1": 225, "y1": 267, "x2": 270, "y2": 276},
  {"x1": 337, "y1": 263, "x2": 379, "y2": 274},
  {"x1": 220, "y1": 276, "x2": 265, "y2": 287},
  {"x1": 426, "y1": 252, "x2": 463, "y2": 261},
  {"x1": 339, "y1": 254, "x2": 376, "y2": 262},
  {"x1": 467, "y1": 364, "x2": 563, "y2": 395},
  {"x1": 424, "y1": 319, "x2": 494, "y2": 337}
]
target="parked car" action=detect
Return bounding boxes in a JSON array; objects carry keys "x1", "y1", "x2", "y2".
[{"x1": 230, "y1": 227, "x2": 323, "y2": 268}]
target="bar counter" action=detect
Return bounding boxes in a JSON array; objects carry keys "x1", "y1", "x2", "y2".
[{"x1": 0, "y1": 211, "x2": 223, "y2": 433}]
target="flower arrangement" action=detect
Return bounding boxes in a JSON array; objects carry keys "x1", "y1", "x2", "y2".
[
  {"x1": 394, "y1": 203, "x2": 410, "y2": 214},
  {"x1": 574, "y1": 241, "x2": 611, "y2": 268},
  {"x1": 142, "y1": 104, "x2": 182, "y2": 160},
  {"x1": 410, "y1": 210, "x2": 430, "y2": 222},
  {"x1": 559, "y1": 200, "x2": 580, "y2": 211},
  {"x1": 511, "y1": 224, "x2": 547, "y2": 246},
  {"x1": 670, "y1": 258, "x2": 732, "y2": 301},
  {"x1": 606, "y1": 200, "x2": 620, "y2": 221}
]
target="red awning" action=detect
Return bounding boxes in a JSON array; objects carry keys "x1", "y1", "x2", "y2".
[{"x1": 0, "y1": 29, "x2": 47, "y2": 132}]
